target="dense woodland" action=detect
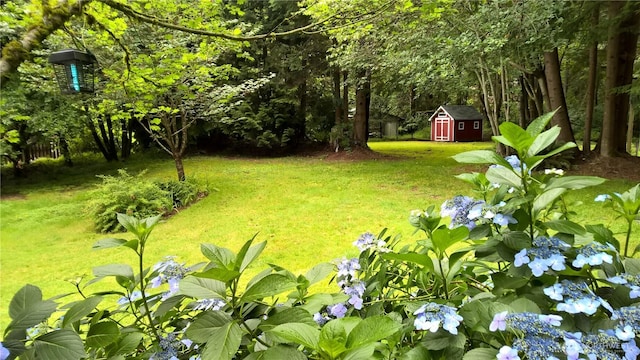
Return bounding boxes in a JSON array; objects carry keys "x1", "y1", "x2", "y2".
[{"x1": 1, "y1": 0, "x2": 639, "y2": 180}]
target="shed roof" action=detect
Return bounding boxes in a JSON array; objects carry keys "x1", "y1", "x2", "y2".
[{"x1": 431, "y1": 105, "x2": 483, "y2": 121}]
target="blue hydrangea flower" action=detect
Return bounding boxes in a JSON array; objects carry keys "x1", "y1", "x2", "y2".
[
  {"x1": 563, "y1": 333, "x2": 583, "y2": 360},
  {"x1": 622, "y1": 339, "x2": 640, "y2": 360},
  {"x1": 336, "y1": 258, "x2": 360, "y2": 279},
  {"x1": 441, "y1": 195, "x2": 483, "y2": 229},
  {"x1": 328, "y1": 303, "x2": 348, "y2": 318},
  {"x1": 513, "y1": 237, "x2": 569, "y2": 277},
  {"x1": 0, "y1": 343, "x2": 9, "y2": 360},
  {"x1": 490, "y1": 311, "x2": 508, "y2": 331},
  {"x1": 496, "y1": 346, "x2": 520, "y2": 360},
  {"x1": 607, "y1": 273, "x2": 640, "y2": 299},
  {"x1": 117, "y1": 290, "x2": 144, "y2": 306},
  {"x1": 594, "y1": 194, "x2": 611, "y2": 202},
  {"x1": 615, "y1": 325, "x2": 635, "y2": 341},
  {"x1": 150, "y1": 333, "x2": 191, "y2": 360},
  {"x1": 572, "y1": 243, "x2": 614, "y2": 268},
  {"x1": 352, "y1": 232, "x2": 390, "y2": 253},
  {"x1": 192, "y1": 298, "x2": 226, "y2": 311},
  {"x1": 544, "y1": 283, "x2": 565, "y2": 301},
  {"x1": 335, "y1": 258, "x2": 365, "y2": 310},
  {"x1": 493, "y1": 213, "x2": 517, "y2": 226},
  {"x1": 550, "y1": 280, "x2": 612, "y2": 316},
  {"x1": 413, "y1": 303, "x2": 463, "y2": 335},
  {"x1": 313, "y1": 312, "x2": 330, "y2": 326},
  {"x1": 149, "y1": 257, "x2": 190, "y2": 300}
]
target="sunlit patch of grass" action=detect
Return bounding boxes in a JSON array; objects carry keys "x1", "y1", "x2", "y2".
[{"x1": 1, "y1": 141, "x2": 637, "y2": 331}]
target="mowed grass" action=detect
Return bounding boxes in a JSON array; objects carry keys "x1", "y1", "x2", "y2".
[{"x1": 1, "y1": 141, "x2": 638, "y2": 332}]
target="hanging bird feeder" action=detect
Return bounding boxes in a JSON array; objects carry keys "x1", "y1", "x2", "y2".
[{"x1": 48, "y1": 49, "x2": 97, "y2": 94}]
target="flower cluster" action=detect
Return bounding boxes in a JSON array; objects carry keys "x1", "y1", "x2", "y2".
[
  {"x1": 192, "y1": 298, "x2": 226, "y2": 311},
  {"x1": 440, "y1": 195, "x2": 484, "y2": 229},
  {"x1": 490, "y1": 311, "x2": 639, "y2": 360},
  {"x1": 353, "y1": 232, "x2": 390, "y2": 253},
  {"x1": 314, "y1": 258, "x2": 365, "y2": 325},
  {"x1": 149, "y1": 257, "x2": 190, "y2": 300},
  {"x1": 572, "y1": 242, "x2": 615, "y2": 268},
  {"x1": 514, "y1": 236, "x2": 570, "y2": 277},
  {"x1": 504, "y1": 155, "x2": 527, "y2": 174},
  {"x1": 466, "y1": 201, "x2": 517, "y2": 227},
  {"x1": 544, "y1": 280, "x2": 614, "y2": 315},
  {"x1": 150, "y1": 332, "x2": 195, "y2": 360},
  {"x1": 413, "y1": 303, "x2": 463, "y2": 335},
  {"x1": 313, "y1": 303, "x2": 349, "y2": 325},
  {"x1": 609, "y1": 273, "x2": 640, "y2": 299}
]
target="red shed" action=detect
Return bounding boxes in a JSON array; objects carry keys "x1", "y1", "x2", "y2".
[{"x1": 429, "y1": 105, "x2": 483, "y2": 142}]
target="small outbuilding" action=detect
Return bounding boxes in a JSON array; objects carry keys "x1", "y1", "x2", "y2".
[{"x1": 429, "y1": 105, "x2": 484, "y2": 142}]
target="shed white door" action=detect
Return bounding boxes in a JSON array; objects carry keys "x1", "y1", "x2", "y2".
[{"x1": 434, "y1": 118, "x2": 451, "y2": 141}]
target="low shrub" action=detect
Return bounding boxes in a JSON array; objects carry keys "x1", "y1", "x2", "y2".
[
  {"x1": 87, "y1": 170, "x2": 206, "y2": 233},
  {"x1": 2, "y1": 113, "x2": 639, "y2": 360}
]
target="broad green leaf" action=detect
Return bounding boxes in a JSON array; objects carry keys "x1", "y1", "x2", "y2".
[
  {"x1": 452, "y1": 150, "x2": 510, "y2": 168},
  {"x1": 528, "y1": 126, "x2": 560, "y2": 157},
  {"x1": 496, "y1": 121, "x2": 532, "y2": 154},
  {"x1": 186, "y1": 311, "x2": 234, "y2": 343},
  {"x1": 201, "y1": 243, "x2": 235, "y2": 268},
  {"x1": 502, "y1": 231, "x2": 532, "y2": 250},
  {"x1": 346, "y1": 315, "x2": 402, "y2": 348},
  {"x1": 261, "y1": 308, "x2": 315, "y2": 329},
  {"x1": 533, "y1": 188, "x2": 566, "y2": 215},
  {"x1": 432, "y1": 227, "x2": 469, "y2": 254},
  {"x1": 509, "y1": 298, "x2": 540, "y2": 313},
  {"x1": 491, "y1": 273, "x2": 528, "y2": 290},
  {"x1": 86, "y1": 321, "x2": 120, "y2": 348},
  {"x1": 305, "y1": 263, "x2": 334, "y2": 285},
  {"x1": 261, "y1": 345, "x2": 307, "y2": 360},
  {"x1": 106, "y1": 332, "x2": 143, "y2": 356},
  {"x1": 545, "y1": 176, "x2": 605, "y2": 190},
  {"x1": 92, "y1": 264, "x2": 134, "y2": 280},
  {"x1": 486, "y1": 166, "x2": 522, "y2": 189},
  {"x1": 92, "y1": 238, "x2": 128, "y2": 250},
  {"x1": 299, "y1": 293, "x2": 341, "y2": 314},
  {"x1": 400, "y1": 344, "x2": 430, "y2": 360},
  {"x1": 342, "y1": 343, "x2": 377, "y2": 360},
  {"x1": 62, "y1": 296, "x2": 103, "y2": 328},
  {"x1": 196, "y1": 267, "x2": 241, "y2": 283},
  {"x1": 7, "y1": 285, "x2": 57, "y2": 332},
  {"x1": 544, "y1": 220, "x2": 586, "y2": 235},
  {"x1": 422, "y1": 331, "x2": 466, "y2": 351},
  {"x1": 526, "y1": 111, "x2": 556, "y2": 137},
  {"x1": 463, "y1": 348, "x2": 499, "y2": 360},
  {"x1": 179, "y1": 276, "x2": 226, "y2": 299},
  {"x1": 239, "y1": 239, "x2": 266, "y2": 272},
  {"x1": 239, "y1": 274, "x2": 297, "y2": 303},
  {"x1": 154, "y1": 295, "x2": 185, "y2": 319},
  {"x1": 542, "y1": 141, "x2": 577, "y2": 158},
  {"x1": 33, "y1": 329, "x2": 87, "y2": 360},
  {"x1": 623, "y1": 258, "x2": 640, "y2": 275},
  {"x1": 269, "y1": 323, "x2": 320, "y2": 350},
  {"x1": 319, "y1": 320, "x2": 347, "y2": 358},
  {"x1": 201, "y1": 322, "x2": 242, "y2": 360},
  {"x1": 381, "y1": 252, "x2": 433, "y2": 269}
]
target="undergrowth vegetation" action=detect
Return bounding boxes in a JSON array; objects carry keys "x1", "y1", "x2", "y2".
[{"x1": 2, "y1": 113, "x2": 639, "y2": 360}]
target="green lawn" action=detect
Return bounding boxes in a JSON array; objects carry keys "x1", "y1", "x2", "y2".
[{"x1": 1, "y1": 141, "x2": 637, "y2": 332}]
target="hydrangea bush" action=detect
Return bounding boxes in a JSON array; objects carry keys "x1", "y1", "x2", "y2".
[{"x1": 2, "y1": 113, "x2": 639, "y2": 360}]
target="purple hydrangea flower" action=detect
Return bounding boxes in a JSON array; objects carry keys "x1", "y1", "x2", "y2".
[
  {"x1": 441, "y1": 195, "x2": 483, "y2": 229},
  {"x1": 490, "y1": 311, "x2": 508, "y2": 331},
  {"x1": 622, "y1": 339, "x2": 640, "y2": 360},
  {"x1": 496, "y1": 346, "x2": 520, "y2": 360},
  {"x1": 149, "y1": 257, "x2": 190, "y2": 300},
  {"x1": 328, "y1": 303, "x2": 348, "y2": 318}
]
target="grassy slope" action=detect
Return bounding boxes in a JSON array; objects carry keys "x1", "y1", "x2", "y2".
[{"x1": 1, "y1": 141, "x2": 637, "y2": 331}]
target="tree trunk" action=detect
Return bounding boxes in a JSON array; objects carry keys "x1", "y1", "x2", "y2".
[
  {"x1": 627, "y1": 103, "x2": 635, "y2": 153},
  {"x1": 601, "y1": 1, "x2": 640, "y2": 157},
  {"x1": 121, "y1": 117, "x2": 132, "y2": 159},
  {"x1": 544, "y1": 48, "x2": 576, "y2": 144},
  {"x1": 333, "y1": 68, "x2": 343, "y2": 127},
  {"x1": 174, "y1": 155, "x2": 186, "y2": 181},
  {"x1": 59, "y1": 136, "x2": 73, "y2": 166},
  {"x1": 583, "y1": 4, "x2": 600, "y2": 156},
  {"x1": 352, "y1": 70, "x2": 370, "y2": 148},
  {"x1": 518, "y1": 75, "x2": 528, "y2": 128},
  {"x1": 343, "y1": 71, "x2": 349, "y2": 124}
]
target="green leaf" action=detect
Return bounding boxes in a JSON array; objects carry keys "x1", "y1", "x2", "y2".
[
  {"x1": 106, "y1": 332, "x2": 143, "y2": 356},
  {"x1": 526, "y1": 111, "x2": 556, "y2": 137},
  {"x1": 346, "y1": 315, "x2": 401, "y2": 348},
  {"x1": 509, "y1": 298, "x2": 540, "y2": 313},
  {"x1": 261, "y1": 308, "x2": 315, "y2": 330},
  {"x1": 239, "y1": 274, "x2": 297, "y2": 303},
  {"x1": 342, "y1": 343, "x2": 377, "y2": 360},
  {"x1": 544, "y1": 220, "x2": 586, "y2": 235},
  {"x1": 187, "y1": 311, "x2": 234, "y2": 343},
  {"x1": 319, "y1": 320, "x2": 347, "y2": 358},
  {"x1": 452, "y1": 150, "x2": 509, "y2": 167},
  {"x1": 527, "y1": 126, "x2": 560, "y2": 157},
  {"x1": 495, "y1": 121, "x2": 532, "y2": 154},
  {"x1": 33, "y1": 329, "x2": 87, "y2": 360},
  {"x1": 179, "y1": 276, "x2": 226, "y2": 299},
  {"x1": 432, "y1": 227, "x2": 469, "y2": 254},
  {"x1": 463, "y1": 348, "x2": 499, "y2": 360},
  {"x1": 62, "y1": 296, "x2": 103, "y2": 328},
  {"x1": 201, "y1": 243, "x2": 235, "y2": 268},
  {"x1": 92, "y1": 238, "x2": 129, "y2": 250},
  {"x1": 261, "y1": 345, "x2": 307, "y2": 360},
  {"x1": 200, "y1": 321, "x2": 242, "y2": 360},
  {"x1": 92, "y1": 264, "x2": 134, "y2": 280},
  {"x1": 7, "y1": 285, "x2": 58, "y2": 332},
  {"x1": 86, "y1": 321, "x2": 120, "y2": 348},
  {"x1": 304, "y1": 263, "x2": 334, "y2": 285},
  {"x1": 239, "y1": 239, "x2": 266, "y2": 272},
  {"x1": 623, "y1": 258, "x2": 640, "y2": 275},
  {"x1": 545, "y1": 176, "x2": 606, "y2": 191},
  {"x1": 542, "y1": 141, "x2": 577, "y2": 158},
  {"x1": 197, "y1": 267, "x2": 241, "y2": 283},
  {"x1": 381, "y1": 252, "x2": 433, "y2": 269},
  {"x1": 269, "y1": 323, "x2": 320, "y2": 350},
  {"x1": 491, "y1": 273, "x2": 528, "y2": 290},
  {"x1": 533, "y1": 188, "x2": 566, "y2": 215},
  {"x1": 486, "y1": 166, "x2": 522, "y2": 188}
]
